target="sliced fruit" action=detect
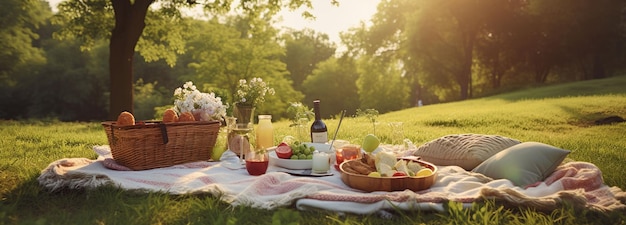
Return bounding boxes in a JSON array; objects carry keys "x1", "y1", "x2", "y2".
[
  {"x1": 367, "y1": 172, "x2": 382, "y2": 177},
  {"x1": 392, "y1": 171, "x2": 407, "y2": 177},
  {"x1": 394, "y1": 160, "x2": 409, "y2": 174},
  {"x1": 362, "y1": 134, "x2": 380, "y2": 153},
  {"x1": 407, "y1": 161, "x2": 423, "y2": 174},
  {"x1": 378, "y1": 164, "x2": 395, "y2": 177},
  {"x1": 275, "y1": 143, "x2": 293, "y2": 159},
  {"x1": 415, "y1": 168, "x2": 433, "y2": 177},
  {"x1": 375, "y1": 151, "x2": 397, "y2": 171}
]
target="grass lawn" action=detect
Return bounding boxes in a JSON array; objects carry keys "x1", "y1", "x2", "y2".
[{"x1": 1, "y1": 76, "x2": 625, "y2": 224}]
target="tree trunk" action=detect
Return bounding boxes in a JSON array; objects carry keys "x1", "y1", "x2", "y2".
[
  {"x1": 591, "y1": 53, "x2": 606, "y2": 79},
  {"x1": 108, "y1": 0, "x2": 153, "y2": 119},
  {"x1": 458, "y1": 32, "x2": 475, "y2": 100}
]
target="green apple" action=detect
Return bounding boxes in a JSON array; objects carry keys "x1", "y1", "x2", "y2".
[{"x1": 362, "y1": 134, "x2": 380, "y2": 153}]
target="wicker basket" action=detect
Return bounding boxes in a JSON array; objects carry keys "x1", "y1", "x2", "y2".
[{"x1": 102, "y1": 120, "x2": 221, "y2": 170}]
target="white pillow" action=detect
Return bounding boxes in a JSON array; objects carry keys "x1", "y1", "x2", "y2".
[
  {"x1": 472, "y1": 142, "x2": 570, "y2": 187},
  {"x1": 412, "y1": 134, "x2": 521, "y2": 170}
]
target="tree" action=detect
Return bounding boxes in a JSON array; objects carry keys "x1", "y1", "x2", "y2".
[
  {"x1": 474, "y1": 0, "x2": 526, "y2": 89},
  {"x1": 54, "y1": 0, "x2": 325, "y2": 119},
  {"x1": 186, "y1": 16, "x2": 303, "y2": 119},
  {"x1": 281, "y1": 28, "x2": 336, "y2": 91},
  {"x1": 0, "y1": 0, "x2": 50, "y2": 119},
  {"x1": 0, "y1": 0, "x2": 49, "y2": 86},
  {"x1": 348, "y1": 0, "x2": 531, "y2": 102},
  {"x1": 301, "y1": 56, "x2": 360, "y2": 118},
  {"x1": 355, "y1": 54, "x2": 409, "y2": 113}
]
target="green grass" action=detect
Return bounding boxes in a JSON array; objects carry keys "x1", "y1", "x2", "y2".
[{"x1": 2, "y1": 76, "x2": 626, "y2": 224}]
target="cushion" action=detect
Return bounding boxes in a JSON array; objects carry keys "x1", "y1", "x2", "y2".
[
  {"x1": 412, "y1": 134, "x2": 521, "y2": 170},
  {"x1": 471, "y1": 142, "x2": 570, "y2": 187}
]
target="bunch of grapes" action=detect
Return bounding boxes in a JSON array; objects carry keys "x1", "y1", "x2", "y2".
[{"x1": 289, "y1": 141, "x2": 315, "y2": 160}]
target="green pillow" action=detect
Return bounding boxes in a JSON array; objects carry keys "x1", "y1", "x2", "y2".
[{"x1": 471, "y1": 142, "x2": 570, "y2": 187}]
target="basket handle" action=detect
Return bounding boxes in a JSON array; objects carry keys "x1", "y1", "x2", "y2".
[{"x1": 159, "y1": 123, "x2": 169, "y2": 144}]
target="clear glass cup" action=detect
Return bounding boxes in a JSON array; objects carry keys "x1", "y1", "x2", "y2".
[
  {"x1": 228, "y1": 124, "x2": 254, "y2": 164},
  {"x1": 335, "y1": 144, "x2": 361, "y2": 166}
]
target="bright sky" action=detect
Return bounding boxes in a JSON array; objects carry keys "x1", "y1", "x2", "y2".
[
  {"x1": 47, "y1": 0, "x2": 380, "y2": 45},
  {"x1": 276, "y1": 0, "x2": 380, "y2": 44}
]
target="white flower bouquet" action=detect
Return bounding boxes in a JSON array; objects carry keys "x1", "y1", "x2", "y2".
[
  {"x1": 174, "y1": 81, "x2": 228, "y2": 121},
  {"x1": 234, "y1": 77, "x2": 275, "y2": 107}
]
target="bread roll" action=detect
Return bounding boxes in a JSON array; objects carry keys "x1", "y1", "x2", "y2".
[
  {"x1": 116, "y1": 111, "x2": 135, "y2": 126},
  {"x1": 178, "y1": 112, "x2": 195, "y2": 122},
  {"x1": 162, "y1": 109, "x2": 179, "y2": 123}
]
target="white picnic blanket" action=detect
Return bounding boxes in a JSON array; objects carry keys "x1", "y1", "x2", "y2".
[{"x1": 37, "y1": 146, "x2": 626, "y2": 214}]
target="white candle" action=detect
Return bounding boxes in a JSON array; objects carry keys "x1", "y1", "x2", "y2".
[{"x1": 312, "y1": 151, "x2": 330, "y2": 174}]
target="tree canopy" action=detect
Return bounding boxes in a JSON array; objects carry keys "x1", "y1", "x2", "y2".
[
  {"x1": 52, "y1": 0, "x2": 327, "y2": 119},
  {"x1": 1, "y1": 0, "x2": 625, "y2": 121}
]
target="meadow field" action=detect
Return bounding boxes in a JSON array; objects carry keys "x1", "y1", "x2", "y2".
[{"x1": 1, "y1": 76, "x2": 625, "y2": 224}]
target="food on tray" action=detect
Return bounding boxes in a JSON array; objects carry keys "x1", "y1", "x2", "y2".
[
  {"x1": 162, "y1": 109, "x2": 179, "y2": 123},
  {"x1": 116, "y1": 111, "x2": 135, "y2": 126},
  {"x1": 178, "y1": 112, "x2": 195, "y2": 122},
  {"x1": 342, "y1": 152, "x2": 430, "y2": 178}
]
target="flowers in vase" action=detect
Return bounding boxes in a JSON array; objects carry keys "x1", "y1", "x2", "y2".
[
  {"x1": 174, "y1": 81, "x2": 228, "y2": 121},
  {"x1": 234, "y1": 77, "x2": 275, "y2": 107}
]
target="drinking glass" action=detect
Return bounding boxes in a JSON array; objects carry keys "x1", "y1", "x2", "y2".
[
  {"x1": 335, "y1": 144, "x2": 361, "y2": 167},
  {"x1": 228, "y1": 125, "x2": 254, "y2": 164},
  {"x1": 245, "y1": 148, "x2": 269, "y2": 176}
]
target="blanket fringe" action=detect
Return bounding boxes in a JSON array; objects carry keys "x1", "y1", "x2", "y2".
[
  {"x1": 481, "y1": 186, "x2": 626, "y2": 213},
  {"x1": 37, "y1": 158, "x2": 114, "y2": 192}
]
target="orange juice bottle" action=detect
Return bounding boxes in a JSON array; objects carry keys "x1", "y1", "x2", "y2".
[{"x1": 256, "y1": 115, "x2": 273, "y2": 149}]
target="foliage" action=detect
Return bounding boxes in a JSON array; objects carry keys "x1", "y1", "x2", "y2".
[
  {"x1": 0, "y1": 0, "x2": 49, "y2": 112},
  {"x1": 186, "y1": 16, "x2": 301, "y2": 119},
  {"x1": 301, "y1": 57, "x2": 360, "y2": 118},
  {"x1": 3, "y1": 0, "x2": 626, "y2": 123},
  {"x1": 281, "y1": 28, "x2": 336, "y2": 90},
  {"x1": 352, "y1": 0, "x2": 626, "y2": 104},
  {"x1": 286, "y1": 102, "x2": 314, "y2": 126},
  {"x1": 355, "y1": 54, "x2": 410, "y2": 113},
  {"x1": 52, "y1": 0, "x2": 319, "y2": 119},
  {"x1": 134, "y1": 79, "x2": 169, "y2": 120},
  {"x1": 2, "y1": 76, "x2": 626, "y2": 224},
  {"x1": 1, "y1": 23, "x2": 110, "y2": 121}
]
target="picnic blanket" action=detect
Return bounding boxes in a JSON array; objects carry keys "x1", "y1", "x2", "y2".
[{"x1": 38, "y1": 146, "x2": 626, "y2": 215}]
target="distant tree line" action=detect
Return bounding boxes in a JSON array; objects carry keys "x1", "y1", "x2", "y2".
[{"x1": 1, "y1": 0, "x2": 625, "y2": 121}]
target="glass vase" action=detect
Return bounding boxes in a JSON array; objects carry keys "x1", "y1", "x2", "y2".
[{"x1": 234, "y1": 104, "x2": 255, "y2": 127}]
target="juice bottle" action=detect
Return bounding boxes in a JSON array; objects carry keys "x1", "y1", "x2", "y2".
[{"x1": 256, "y1": 115, "x2": 274, "y2": 149}]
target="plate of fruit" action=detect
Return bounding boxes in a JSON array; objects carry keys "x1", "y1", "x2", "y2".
[
  {"x1": 339, "y1": 151, "x2": 437, "y2": 192},
  {"x1": 269, "y1": 141, "x2": 335, "y2": 170}
]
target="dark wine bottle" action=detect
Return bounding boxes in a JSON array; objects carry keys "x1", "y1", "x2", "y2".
[{"x1": 310, "y1": 100, "x2": 328, "y2": 143}]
